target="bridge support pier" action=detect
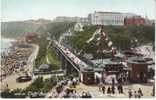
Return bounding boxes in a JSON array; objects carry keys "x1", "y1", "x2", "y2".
[
  {"x1": 65, "y1": 61, "x2": 78, "y2": 76},
  {"x1": 60, "y1": 54, "x2": 66, "y2": 69},
  {"x1": 60, "y1": 54, "x2": 78, "y2": 76}
]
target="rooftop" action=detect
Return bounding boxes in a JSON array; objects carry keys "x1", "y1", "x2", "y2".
[
  {"x1": 91, "y1": 58, "x2": 123, "y2": 68},
  {"x1": 95, "y1": 11, "x2": 122, "y2": 14},
  {"x1": 39, "y1": 64, "x2": 51, "y2": 70},
  {"x1": 127, "y1": 57, "x2": 154, "y2": 64}
]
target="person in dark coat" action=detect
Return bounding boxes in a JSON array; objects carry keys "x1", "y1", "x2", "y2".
[
  {"x1": 107, "y1": 86, "x2": 111, "y2": 94},
  {"x1": 112, "y1": 78, "x2": 115, "y2": 85},
  {"x1": 138, "y1": 88, "x2": 143, "y2": 97},
  {"x1": 117, "y1": 84, "x2": 120, "y2": 93},
  {"x1": 137, "y1": 92, "x2": 141, "y2": 98},
  {"x1": 121, "y1": 85, "x2": 123, "y2": 93},
  {"x1": 102, "y1": 85, "x2": 105, "y2": 94},
  {"x1": 111, "y1": 85, "x2": 115, "y2": 94}
]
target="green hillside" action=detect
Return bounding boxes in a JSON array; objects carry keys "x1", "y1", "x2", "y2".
[
  {"x1": 46, "y1": 22, "x2": 75, "y2": 40},
  {"x1": 68, "y1": 25, "x2": 155, "y2": 55},
  {"x1": 1, "y1": 19, "x2": 51, "y2": 38},
  {"x1": 30, "y1": 22, "x2": 75, "y2": 69}
]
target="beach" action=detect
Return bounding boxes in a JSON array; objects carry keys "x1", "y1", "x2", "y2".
[
  {"x1": 0, "y1": 37, "x2": 15, "y2": 53},
  {"x1": 0, "y1": 40, "x2": 39, "y2": 91}
]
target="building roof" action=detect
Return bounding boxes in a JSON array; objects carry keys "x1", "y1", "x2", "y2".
[
  {"x1": 39, "y1": 64, "x2": 51, "y2": 70},
  {"x1": 127, "y1": 57, "x2": 154, "y2": 64},
  {"x1": 95, "y1": 11, "x2": 121, "y2": 14},
  {"x1": 91, "y1": 58, "x2": 123, "y2": 68},
  {"x1": 82, "y1": 67, "x2": 94, "y2": 72}
]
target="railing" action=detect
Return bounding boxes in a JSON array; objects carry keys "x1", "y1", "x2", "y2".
[
  {"x1": 33, "y1": 70, "x2": 64, "y2": 75},
  {"x1": 55, "y1": 45, "x2": 81, "y2": 72},
  {"x1": 61, "y1": 43, "x2": 95, "y2": 67},
  {"x1": 55, "y1": 41, "x2": 90, "y2": 70}
]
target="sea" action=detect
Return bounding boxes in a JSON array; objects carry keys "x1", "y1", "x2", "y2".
[{"x1": 0, "y1": 37, "x2": 14, "y2": 53}]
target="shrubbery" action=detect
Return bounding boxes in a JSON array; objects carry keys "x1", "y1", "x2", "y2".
[
  {"x1": 68, "y1": 25, "x2": 155, "y2": 56},
  {"x1": 47, "y1": 47, "x2": 60, "y2": 70},
  {"x1": 25, "y1": 76, "x2": 57, "y2": 93}
]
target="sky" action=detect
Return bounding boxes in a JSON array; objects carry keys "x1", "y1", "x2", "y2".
[{"x1": 1, "y1": 0, "x2": 156, "y2": 22}]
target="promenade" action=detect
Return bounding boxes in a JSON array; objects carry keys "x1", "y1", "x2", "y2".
[
  {"x1": 0, "y1": 43, "x2": 39, "y2": 91},
  {"x1": 75, "y1": 83, "x2": 154, "y2": 98},
  {"x1": 47, "y1": 79, "x2": 154, "y2": 98}
]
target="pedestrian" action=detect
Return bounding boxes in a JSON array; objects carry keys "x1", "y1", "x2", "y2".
[
  {"x1": 134, "y1": 91, "x2": 137, "y2": 98},
  {"x1": 128, "y1": 89, "x2": 133, "y2": 98},
  {"x1": 102, "y1": 85, "x2": 105, "y2": 94},
  {"x1": 121, "y1": 85, "x2": 123, "y2": 93},
  {"x1": 111, "y1": 85, "x2": 115, "y2": 94},
  {"x1": 138, "y1": 88, "x2": 143, "y2": 96},
  {"x1": 72, "y1": 78, "x2": 76, "y2": 88},
  {"x1": 107, "y1": 86, "x2": 111, "y2": 94},
  {"x1": 112, "y1": 78, "x2": 115, "y2": 85},
  {"x1": 137, "y1": 91, "x2": 141, "y2": 98},
  {"x1": 137, "y1": 88, "x2": 143, "y2": 98},
  {"x1": 117, "y1": 84, "x2": 121, "y2": 93}
]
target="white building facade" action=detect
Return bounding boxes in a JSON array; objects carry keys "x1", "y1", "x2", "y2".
[
  {"x1": 88, "y1": 11, "x2": 137, "y2": 25},
  {"x1": 53, "y1": 11, "x2": 139, "y2": 26}
]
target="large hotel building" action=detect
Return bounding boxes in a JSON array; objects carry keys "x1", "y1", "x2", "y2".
[
  {"x1": 53, "y1": 11, "x2": 154, "y2": 26},
  {"x1": 88, "y1": 11, "x2": 136, "y2": 25}
]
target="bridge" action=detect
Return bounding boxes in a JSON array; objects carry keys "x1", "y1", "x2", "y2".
[{"x1": 52, "y1": 40, "x2": 95, "y2": 85}]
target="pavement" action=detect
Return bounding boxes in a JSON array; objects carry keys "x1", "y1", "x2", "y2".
[{"x1": 75, "y1": 82, "x2": 154, "y2": 98}]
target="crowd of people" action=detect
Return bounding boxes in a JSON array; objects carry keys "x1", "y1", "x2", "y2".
[
  {"x1": 50, "y1": 41, "x2": 153, "y2": 98},
  {"x1": 98, "y1": 82, "x2": 123, "y2": 95},
  {"x1": 0, "y1": 44, "x2": 33, "y2": 81},
  {"x1": 48, "y1": 77, "x2": 92, "y2": 98},
  {"x1": 48, "y1": 76, "x2": 147, "y2": 98},
  {"x1": 97, "y1": 77, "x2": 145, "y2": 98},
  {"x1": 128, "y1": 88, "x2": 143, "y2": 98}
]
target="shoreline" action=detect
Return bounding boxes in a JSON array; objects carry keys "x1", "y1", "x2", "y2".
[
  {"x1": 0, "y1": 42, "x2": 32, "y2": 78},
  {"x1": 1, "y1": 37, "x2": 16, "y2": 43},
  {"x1": 0, "y1": 37, "x2": 16, "y2": 53},
  {"x1": 0, "y1": 43, "x2": 39, "y2": 91}
]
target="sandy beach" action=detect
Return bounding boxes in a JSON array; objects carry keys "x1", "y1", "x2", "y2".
[{"x1": 0, "y1": 42, "x2": 39, "y2": 91}]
